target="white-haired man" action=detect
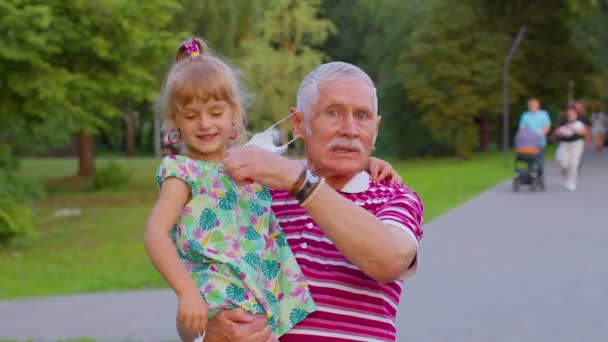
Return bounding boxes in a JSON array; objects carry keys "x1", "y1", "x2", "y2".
[{"x1": 181, "y1": 62, "x2": 424, "y2": 342}]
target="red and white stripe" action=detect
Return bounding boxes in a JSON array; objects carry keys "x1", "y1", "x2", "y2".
[{"x1": 271, "y1": 181, "x2": 423, "y2": 341}]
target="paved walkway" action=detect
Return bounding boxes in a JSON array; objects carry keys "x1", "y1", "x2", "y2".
[
  {"x1": 395, "y1": 149, "x2": 608, "y2": 341},
  {"x1": 1, "y1": 150, "x2": 606, "y2": 342}
]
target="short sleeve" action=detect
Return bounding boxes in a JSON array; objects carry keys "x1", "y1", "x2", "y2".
[
  {"x1": 543, "y1": 111, "x2": 552, "y2": 126},
  {"x1": 376, "y1": 186, "x2": 424, "y2": 246},
  {"x1": 155, "y1": 156, "x2": 194, "y2": 189},
  {"x1": 376, "y1": 186, "x2": 424, "y2": 280},
  {"x1": 518, "y1": 113, "x2": 527, "y2": 129}
]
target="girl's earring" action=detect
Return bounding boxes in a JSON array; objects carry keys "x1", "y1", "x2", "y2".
[
  {"x1": 168, "y1": 128, "x2": 182, "y2": 145},
  {"x1": 229, "y1": 124, "x2": 238, "y2": 140}
]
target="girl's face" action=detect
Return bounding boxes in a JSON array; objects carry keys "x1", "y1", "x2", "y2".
[
  {"x1": 567, "y1": 108, "x2": 578, "y2": 121},
  {"x1": 173, "y1": 99, "x2": 236, "y2": 162}
]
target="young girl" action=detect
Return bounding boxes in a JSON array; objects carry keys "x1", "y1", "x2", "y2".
[
  {"x1": 145, "y1": 37, "x2": 316, "y2": 339},
  {"x1": 145, "y1": 37, "x2": 399, "y2": 339}
]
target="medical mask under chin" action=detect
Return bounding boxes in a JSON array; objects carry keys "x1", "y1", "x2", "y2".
[{"x1": 245, "y1": 112, "x2": 298, "y2": 155}]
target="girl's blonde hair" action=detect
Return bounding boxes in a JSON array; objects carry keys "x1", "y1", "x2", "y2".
[{"x1": 158, "y1": 37, "x2": 251, "y2": 145}]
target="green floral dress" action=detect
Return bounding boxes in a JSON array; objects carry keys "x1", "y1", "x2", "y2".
[{"x1": 156, "y1": 155, "x2": 315, "y2": 335}]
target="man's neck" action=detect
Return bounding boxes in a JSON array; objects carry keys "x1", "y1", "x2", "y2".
[
  {"x1": 308, "y1": 163, "x2": 356, "y2": 190},
  {"x1": 324, "y1": 175, "x2": 356, "y2": 190}
]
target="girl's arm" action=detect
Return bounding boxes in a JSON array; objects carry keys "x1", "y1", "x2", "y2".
[{"x1": 144, "y1": 178, "x2": 207, "y2": 333}]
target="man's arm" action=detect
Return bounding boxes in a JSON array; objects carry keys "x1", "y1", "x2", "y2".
[
  {"x1": 302, "y1": 183, "x2": 421, "y2": 283},
  {"x1": 224, "y1": 146, "x2": 422, "y2": 284},
  {"x1": 541, "y1": 112, "x2": 551, "y2": 136}
]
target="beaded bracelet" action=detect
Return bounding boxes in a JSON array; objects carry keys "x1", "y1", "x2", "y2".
[{"x1": 301, "y1": 177, "x2": 325, "y2": 207}]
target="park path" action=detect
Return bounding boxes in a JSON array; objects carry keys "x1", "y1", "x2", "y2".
[
  {"x1": 395, "y1": 149, "x2": 608, "y2": 342},
  {"x1": 1, "y1": 150, "x2": 606, "y2": 342}
]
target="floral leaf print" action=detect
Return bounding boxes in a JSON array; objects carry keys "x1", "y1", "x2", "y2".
[
  {"x1": 264, "y1": 289, "x2": 278, "y2": 306},
  {"x1": 218, "y1": 189, "x2": 237, "y2": 210},
  {"x1": 220, "y1": 176, "x2": 233, "y2": 190},
  {"x1": 262, "y1": 260, "x2": 279, "y2": 280},
  {"x1": 253, "y1": 303, "x2": 265, "y2": 315},
  {"x1": 289, "y1": 308, "x2": 309, "y2": 326},
  {"x1": 242, "y1": 240, "x2": 257, "y2": 253},
  {"x1": 207, "y1": 289, "x2": 222, "y2": 303},
  {"x1": 244, "y1": 252, "x2": 261, "y2": 269},
  {"x1": 275, "y1": 231, "x2": 288, "y2": 247},
  {"x1": 226, "y1": 283, "x2": 246, "y2": 302},
  {"x1": 268, "y1": 315, "x2": 278, "y2": 331},
  {"x1": 237, "y1": 199, "x2": 249, "y2": 212},
  {"x1": 244, "y1": 225, "x2": 261, "y2": 240},
  {"x1": 255, "y1": 188, "x2": 272, "y2": 201},
  {"x1": 184, "y1": 240, "x2": 208, "y2": 265},
  {"x1": 182, "y1": 215, "x2": 195, "y2": 229},
  {"x1": 248, "y1": 200, "x2": 264, "y2": 217},
  {"x1": 211, "y1": 231, "x2": 224, "y2": 243},
  {"x1": 199, "y1": 208, "x2": 218, "y2": 231}
]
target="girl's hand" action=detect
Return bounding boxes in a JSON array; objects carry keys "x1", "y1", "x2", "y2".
[
  {"x1": 178, "y1": 288, "x2": 209, "y2": 335},
  {"x1": 369, "y1": 157, "x2": 402, "y2": 184}
]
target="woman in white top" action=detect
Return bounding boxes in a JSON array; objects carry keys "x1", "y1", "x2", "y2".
[{"x1": 556, "y1": 106, "x2": 587, "y2": 191}]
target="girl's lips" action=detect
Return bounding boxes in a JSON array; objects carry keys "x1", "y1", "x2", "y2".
[{"x1": 197, "y1": 133, "x2": 218, "y2": 142}]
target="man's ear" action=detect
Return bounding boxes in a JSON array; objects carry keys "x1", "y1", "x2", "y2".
[
  {"x1": 374, "y1": 115, "x2": 382, "y2": 144},
  {"x1": 291, "y1": 107, "x2": 305, "y2": 138}
]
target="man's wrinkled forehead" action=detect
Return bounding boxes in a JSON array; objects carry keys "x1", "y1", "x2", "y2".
[{"x1": 316, "y1": 78, "x2": 377, "y2": 112}]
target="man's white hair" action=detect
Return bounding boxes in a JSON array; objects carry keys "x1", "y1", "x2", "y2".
[{"x1": 296, "y1": 62, "x2": 378, "y2": 118}]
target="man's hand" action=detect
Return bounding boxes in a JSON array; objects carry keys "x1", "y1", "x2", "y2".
[
  {"x1": 224, "y1": 146, "x2": 303, "y2": 191},
  {"x1": 203, "y1": 309, "x2": 274, "y2": 342}
]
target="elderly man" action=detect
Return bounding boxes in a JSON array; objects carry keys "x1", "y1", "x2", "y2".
[{"x1": 181, "y1": 62, "x2": 424, "y2": 341}]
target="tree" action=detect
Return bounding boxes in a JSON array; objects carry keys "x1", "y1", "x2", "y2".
[
  {"x1": 237, "y1": 0, "x2": 335, "y2": 141},
  {"x1": 399, "y1": 0, "x2": 513, "y2": 158},
  {"x1": 570, "y1": 1, "x2": 608, "y2": 109},
  {"x1": 0, "y1": 0, "x2": 181, "y2": 176}
]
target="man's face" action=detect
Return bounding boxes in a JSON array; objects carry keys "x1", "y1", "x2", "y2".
[
  {"x1": 295, "y1": 78, "x2": 381, "y2": 178},
  {"x1": 528, "y1": 99, "x2": 540, "y2": 112}
]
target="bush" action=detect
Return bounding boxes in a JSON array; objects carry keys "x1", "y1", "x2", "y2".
[
  {"x1": 0, "y1": 170, "x2": 44, "y2": 244},
  {"x1": 0, "y1": 171, "x2": 46, "y2": 202},
  {"x1": 0, "y1": 193, "x2": 35, "y2": 244},
  {"x1": 94, "y1": 161, "x2": 132, "y2": 190},
  {"x1": 0, "y1": 145, "x2": 19, "y2": 170}
]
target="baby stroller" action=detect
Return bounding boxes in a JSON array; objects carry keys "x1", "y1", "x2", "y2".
[{"x1": 513, "y1": 127, "x2": 545, "y2": 192}]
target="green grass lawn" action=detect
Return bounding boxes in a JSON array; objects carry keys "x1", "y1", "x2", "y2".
[{"x1": 0, "y1": 153, "x2": 514, "y2": 300}]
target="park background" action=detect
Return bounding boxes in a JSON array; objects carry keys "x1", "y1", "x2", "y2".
[{"x1": 1, "y1": 0, "x2": 607, "y2": 318}]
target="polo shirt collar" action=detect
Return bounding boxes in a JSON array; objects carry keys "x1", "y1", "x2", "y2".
[{"x1": 340, "y1": 171, "x2": 371, "y2": 193}]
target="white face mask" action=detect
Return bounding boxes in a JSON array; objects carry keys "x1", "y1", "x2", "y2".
[{"x1": 245, "y1": 112, "x2": 298, "y2": 155}]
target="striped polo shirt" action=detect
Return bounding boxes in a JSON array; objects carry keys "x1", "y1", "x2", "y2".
[{"x1": 270, "y1": 171, "x2": 424, "y2": 341}]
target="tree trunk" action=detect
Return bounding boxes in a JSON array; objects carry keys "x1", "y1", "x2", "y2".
[
  {"x1": 479, "y1": 117, "x2": 489, "y2": 152},
  {"x1": 77, "y1": 133, "x2": 95, "y2": 177},
  {"x1": 125, "y1": 103, "x2": 136, "y2": 158}
]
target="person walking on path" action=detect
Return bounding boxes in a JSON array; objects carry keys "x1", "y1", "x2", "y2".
[
  {"x1": 555, "y1": 105, "x2": 586, "y2": 191},
  {"x1": 518, "y1": 97, "x2": 552, "y2": 174}
]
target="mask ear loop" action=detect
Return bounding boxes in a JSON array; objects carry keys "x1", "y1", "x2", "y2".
[{"x1": 265, "y1": 111, "x2": 297, "y2": 132}]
